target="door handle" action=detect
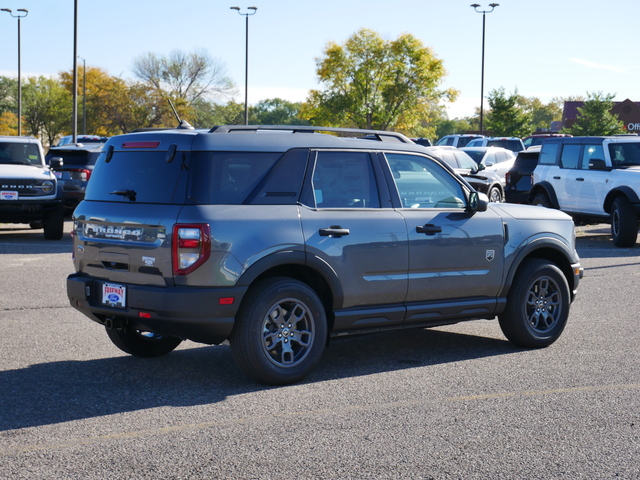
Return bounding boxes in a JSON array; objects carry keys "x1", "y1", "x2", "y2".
[
  {"x1": 553, "y1": 176, "x2": 561, "y2": 180},
  {"x1": 416, "y1": 224, "x2": 442, "y2": 235},
  {"x1": 576, "y1": 178, "x2": 585, "y2": 181},
  {"x1": 319, "y1": 226, "x2": 350, "y2": 237}
]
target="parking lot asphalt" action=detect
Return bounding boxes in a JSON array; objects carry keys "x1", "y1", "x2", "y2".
[{"x1": 0, "y1": 220, "x2": 639, "y2": 479}]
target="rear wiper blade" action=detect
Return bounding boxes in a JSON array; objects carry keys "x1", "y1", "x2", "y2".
[{"x1": 109, "y1": 189, "x2": 137, "y2": 201}]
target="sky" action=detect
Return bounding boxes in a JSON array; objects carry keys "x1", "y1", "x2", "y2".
[{"x1": 0, "y1": 0, "x2": 638, "y2": 120}]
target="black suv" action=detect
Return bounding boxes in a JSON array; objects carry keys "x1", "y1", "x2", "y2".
[
  {"x1": 46, "y1": 143, "x2": 105, "y2": 210},
  {"x1": 67, "y1": 125, "x2": 582, "y2": 385},
  {"x1": 505, "y1": 146, "x2": 541, "y2": 204}
]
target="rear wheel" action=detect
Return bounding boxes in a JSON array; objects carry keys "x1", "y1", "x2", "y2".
[
  {"x1": 532, "y1": 193, "x2": 551, "y2": 208},
  {"x1": 231, "y1": 277, "x2": 327, "y2": 385},
  {"x1": 488, "y1": 186, "x2": 503, "y2": 203},
  {"x1": 499, "y1": 259, "x2": 570, "y2": 348},
  {"x1": 610, "y1": 197, "x2": 638, "y2": 247},
  {"x1": 106, "y1": 327, "x2": 182, "y2": 357}
]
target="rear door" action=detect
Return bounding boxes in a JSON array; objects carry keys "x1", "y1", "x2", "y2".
[{"x1": 299, "y1": 150, "x2": 409, "y2": 329}]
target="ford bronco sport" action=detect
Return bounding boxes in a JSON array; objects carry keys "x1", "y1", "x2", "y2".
[
  {"x1": 0, "y1": 135, "x2": 65, "y2": 239},
  {"x1": 67, "y1": 125, "x2": 582, "y2": 385}
]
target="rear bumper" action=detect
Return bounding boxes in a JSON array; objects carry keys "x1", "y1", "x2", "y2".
[{"x1": 67, "y1": 273, "x2": 248, "y2": 345}]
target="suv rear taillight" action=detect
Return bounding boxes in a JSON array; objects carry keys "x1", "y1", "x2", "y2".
[
  {"x1": 172, "y1": 224, "x2": 211, "y2": 275},
  {"x1": 505, "y1": 172, "x2": 511, "y2": 185},
  {"x1": 70, "y1": 168, "x2": 91, "y2": 181}
]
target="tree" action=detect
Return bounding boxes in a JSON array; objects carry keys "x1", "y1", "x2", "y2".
[
  {"x1": 485, "y1": 87, "x2": 532, "y2": 138},
  {"x1": 563, "y1": 91, "x2": 625, "y2": 136},
  {"x1": 520, "y1": 96, "x2": 563, "y2": 132},
  {"x1": 132, "y1": 49, "x2": 235, "y2": 110},
  {"x1": 21, "y1": 76, "x2": 72, "y2": 147},
  {"x1": 251, "y1": 98, "x2": 308, "y2": 125},
  {"x1": 302, "y1": 28, "x2": 457, "y2": 135}
]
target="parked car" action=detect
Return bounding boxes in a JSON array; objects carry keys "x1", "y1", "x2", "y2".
[
  {"x1": 46, "y1": 143, "x2": 105, "y2": 210},
  {"x1": 0, "y1": 135, "x2": 64, "y2": 239},
  {"x1": 465, "y1": 136, "x2": 525, "y2": 153},
  {"x1": 435, "y1": 134, "x2": 484, "y2": 148},
  {"x1": 425, "y1": 146, "x2": 506, "y2": 202},
  {"x1": 505, "y1": 146, "x2": 541, "y2": 204},
  {"x1": 67, "y1": 125, "x2": 582, "y2": 385},
  {"x1": 411, "y1": 137, "x2": 432, "y2": 147},
  {"x1": 530, "y1": 135, "x2": 640, "y2": 247},
  {"x1": 523, "y1": 134, "x2": 572, "y2": 149},
  {"x1": 460, "y1": 146, "x2": 516, "y2": 187},
  {"x1": 56, "y1": 134, "x2": 109, "y2": 147}
]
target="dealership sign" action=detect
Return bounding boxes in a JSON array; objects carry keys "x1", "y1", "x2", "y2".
[{"x1": 628, "y1": 123, "x2": 640, "y2": 131}]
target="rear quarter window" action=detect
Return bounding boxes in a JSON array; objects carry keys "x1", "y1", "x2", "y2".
[{"x1": 538, "y1": 143, "x2": 559, "y2": 165}]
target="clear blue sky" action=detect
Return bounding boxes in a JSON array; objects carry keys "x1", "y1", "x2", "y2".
[{"x1": 0, "y1": 0, "x2": 638, "y2": 119}]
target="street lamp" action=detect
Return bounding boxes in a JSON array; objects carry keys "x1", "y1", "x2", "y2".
[
  {"x1": 470, "y1": 3, "x2": 498, "y2": 136},
  {"x1": 230, "y1": 6, "x2": 258, "y2": 125},
  {"x1": 1, "y1": 8, "x2": 28, "y2": 136}
]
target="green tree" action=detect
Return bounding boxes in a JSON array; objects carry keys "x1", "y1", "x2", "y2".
[
  {"x1": 0, "y1": 76, "x2": 17, "y2": 114},
  {"x1": 302, "y1": 28, "x2": 457, "y2": 135},
  {"x1": 251, "y1": 98, "x2": 308, "y2": 125},
  {"x1": 21, "y1": 76, "x2": 72, "y2": 147},
  {"x1": 520, "y1": 96, "x2": 563, "y2": 132},
  {"x1": 563, "y1": 91, "x2": 625, "y2": 136},
  {"x1": 485, "y1": 87, "x2": 532, "y2": 137}
]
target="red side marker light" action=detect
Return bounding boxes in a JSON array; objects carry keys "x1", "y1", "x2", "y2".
[
  {"x1": 219, "y1": 297, "x2": 235, "y2": 305},
  {"x1": 138, "y1": 311, "x2": 152, "y2": 318}
]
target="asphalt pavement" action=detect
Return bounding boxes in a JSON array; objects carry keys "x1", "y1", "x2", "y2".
[{"x1": 0, "y1": 220, "x2": 638, "y2": 479}]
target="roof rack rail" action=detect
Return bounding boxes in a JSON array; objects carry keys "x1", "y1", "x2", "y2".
[{"x1": 208, "y1": 125, "x2": 412, "y2": 143}]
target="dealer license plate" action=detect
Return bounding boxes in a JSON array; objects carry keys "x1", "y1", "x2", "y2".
[
  {"x1": 1, "y1": 191, "x2": 18, "y2": 201},
  {"x1": 102, "y1": 282, "x2": 126, "y2": 308}
]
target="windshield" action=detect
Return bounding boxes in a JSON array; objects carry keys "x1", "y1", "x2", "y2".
[
  {"x1": 46, "y1": 149, "x2": 102, "y2": 167},
  {"x1": 609, "y1": 142, "x2": 640, "y2": 167},
  {"x1": 0, "y1": 141, "x2": 42, "y2": 166},
  {"x1": 463, "y1": 150, "x2": 485, "y2": 164}
]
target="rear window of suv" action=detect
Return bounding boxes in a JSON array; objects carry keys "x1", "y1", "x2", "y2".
[
  {"x1": 486, "y1": 139, "x2": 522, "y2": 151},
  {"x1": 45, "y1": 149, "x2": 101, "y2": 167},
  {"x1": 84, "y1": 150, "x2": 191, "y2": 204}
]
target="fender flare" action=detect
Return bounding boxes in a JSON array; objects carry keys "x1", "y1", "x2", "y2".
[{"x1": 604, "y1": 186, "x2": 640, "y2": 213}]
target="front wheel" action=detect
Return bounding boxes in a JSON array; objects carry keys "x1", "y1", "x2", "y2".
[
  {"x1": 231, "y1": 277, "x2": 327, "y2": 385},
  {"x1": 610, "y1": 197, "x2": 638, "y2": 247},
  {"x1": 106, "y1": 327, "x2": 182, "y2": 357},
  {"x1": 499, "y1": 259, "x2": 570, "y2": 348}
]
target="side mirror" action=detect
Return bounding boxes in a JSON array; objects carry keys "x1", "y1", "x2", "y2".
[
  {"x1": 49, "y1": 157, "x2": 64, "y2": 169},
  {"x1": 589, "y1": 158, "x2": 609, "y2": 170},
  {"x1": 468, "y1": 191, "x2": 488, "y2": 212}
]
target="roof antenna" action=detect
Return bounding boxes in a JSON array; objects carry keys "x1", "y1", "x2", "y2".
[{"x1": 167, "y1": 98, "x2": 194, "y2": 130}]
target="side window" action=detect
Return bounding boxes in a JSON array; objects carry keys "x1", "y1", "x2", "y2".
[
  {"x1": 312, "y1": 151, "x2": 380, "y2": 208},
  {"x1": 560, "y1": 144, "x2": 581, "y2": 169},
  {"x1": 581, "y1": 144, "x2": 604, "y2": 169},
  {"x1": 385, "y1": 153, "x2": 466, "y2": 209},
  {"x1": 539, "y1": 143, "x2": 559, "y2": 165}
]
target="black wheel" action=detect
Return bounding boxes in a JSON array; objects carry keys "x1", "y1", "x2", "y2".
[
  {"x1": 106, "y1": 327, "x2": 182, "y2": 357},
  {"x1": 499, "y1": 259, "x2": 570, "y2": 348},
  {"x1": 231, "y1": 277, "x2": 327, "y2": 385},
  {"x1": 610, "y1": 197, "x2": 638, "y2": 247},
  {"x1": 43, "y1": 205, "x2": 64, "y2": 240},
  {"x1": 488, "y1": 186, "x2": 503, "y2": 203},
  {"x1": 532, "y1": 193, "x2": 551, "y2": 208}
]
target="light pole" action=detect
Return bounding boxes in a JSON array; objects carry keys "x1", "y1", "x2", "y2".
[
  {"x1": 79, "y1": 56, "x2": 87, "y2": 135},
  {"x1": 230, "y1": 6, "x2": 257, "y2": 125},
  {"x1": 1, "y1": 8, "x2": 28, "y2": 136},
  {"x1": 470, "y1": 3, "x2": 498, "y2": 136}
]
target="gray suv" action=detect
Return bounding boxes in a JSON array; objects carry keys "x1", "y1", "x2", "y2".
[{"x1": 67, "y1": 125, "x2": 583, "y2": 385}]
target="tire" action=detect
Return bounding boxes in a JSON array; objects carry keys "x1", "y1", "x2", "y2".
[
  {"x1": 43, "y1": 205, "x2": 64, "y2": 240},
  {"x1": 106, "y1": 327, "x2": 182, "y2": 357},
  {"x1": 231, "y1": 277, "x2": 328, "y2": 385},
  {"x1": 488, "y1": 186, "x2": 503, "y2": 203},
  {"x1": 499, "y1": 258, "x2": 570, "y2": 348},
  {"x1": 532, "y1": 193, "x2": 551, "y2": 208},
  {"x1": 610, "y1": 197, "x2": 638, "y2": 248}
]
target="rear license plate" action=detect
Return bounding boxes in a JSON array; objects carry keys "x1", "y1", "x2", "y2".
[{"x1": 102, "y1": 283, "x2": 126, "y2": 308}]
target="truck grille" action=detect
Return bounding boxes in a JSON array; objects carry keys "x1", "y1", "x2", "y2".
[{"x1": 1, "y1": 178, "x2": 42, "y2": 196}]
